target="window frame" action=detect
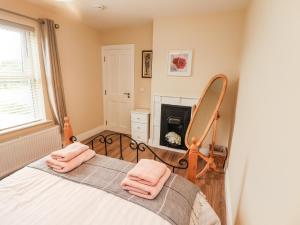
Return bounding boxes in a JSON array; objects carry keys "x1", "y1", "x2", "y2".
[{"x1": 0, "y1": 19, "x2": 48, "y2": 132}]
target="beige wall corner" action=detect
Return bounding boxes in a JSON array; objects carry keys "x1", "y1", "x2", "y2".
[
  {"x1": 151, "y1": 11, "x2": 246, "y2": 147},
  {"x1": 227, "y1": 0, "x2": 300, "y2": 224}
]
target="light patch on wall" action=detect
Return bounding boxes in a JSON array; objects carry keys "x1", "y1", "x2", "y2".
[{"x1": 65, "y1": 4, "x2": 82, "y2": 19}]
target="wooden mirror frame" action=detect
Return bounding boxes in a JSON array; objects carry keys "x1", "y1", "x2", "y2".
[{"x1": 185, "y1": 74, "x2": 228, "y2": 182}]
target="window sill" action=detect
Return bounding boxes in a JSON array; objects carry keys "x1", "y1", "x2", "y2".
[{"x1": 0, "y1": 120, "x2": 54, "y2": 136}]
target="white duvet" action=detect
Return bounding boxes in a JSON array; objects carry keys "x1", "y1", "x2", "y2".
[{"x1": 0, "y1": 167, "x2": 220, "y2": 225}]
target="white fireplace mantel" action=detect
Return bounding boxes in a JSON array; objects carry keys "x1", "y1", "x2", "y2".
[{"x1": 149, "y1": 94, "x2": 198, "y2": 153}]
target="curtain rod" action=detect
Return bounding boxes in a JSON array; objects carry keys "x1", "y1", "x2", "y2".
[{"x1": 0, "y1": 8, "x2": 60, "y2": 29}]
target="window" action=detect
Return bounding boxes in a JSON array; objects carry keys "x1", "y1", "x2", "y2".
[{"x1": 0, "y1": 21, "x2": 45, "y2": 131}]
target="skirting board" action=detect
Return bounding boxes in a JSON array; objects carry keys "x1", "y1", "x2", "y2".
[
  {"x1": 225, "y1": 171, "x2": 233, "y2": 225},
  {"x1": 76, "y1": 125, "x2": 105, "y2": 142}
]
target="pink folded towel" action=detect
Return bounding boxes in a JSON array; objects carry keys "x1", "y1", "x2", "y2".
[
  {"x1": 121, "y1": 168, "x2": 171, "y2": 200},
  {"x1": 51, "y1": 142, "x2": 89, "y2": 162},
  {"x1": 47, "y1": 149, "x2": 96, "y2": 173},
  {"x1": 127, "y1": 159, "x2": 167, "y2": 186}
]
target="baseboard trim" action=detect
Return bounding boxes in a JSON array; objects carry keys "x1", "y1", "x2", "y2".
[
  {"x1": 76, "y1": 125, "x2": 105, "y2": 141},
  {"x1": 225, "y1": 171, "x2": 233, "y2": 225}
]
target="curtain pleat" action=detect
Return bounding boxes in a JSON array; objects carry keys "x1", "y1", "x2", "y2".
[{"x1": 40, "y1": 19, "x2": 67, "y2": 133}]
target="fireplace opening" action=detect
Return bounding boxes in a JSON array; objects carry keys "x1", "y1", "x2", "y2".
[{"x1": 160, "y1": 104, "x2": 191, "y2": 150}]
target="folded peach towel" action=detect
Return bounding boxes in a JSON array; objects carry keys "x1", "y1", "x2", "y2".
[
  {"x1": 51, "y1": 142, "x2": 89, "y2": 162},
  {"x1": 47, "y1": 149, "x2": 96, "y2": 173},
  {"x1": 127, "y1": 159, "x2": 167, "y2": 186},
  {"x1": 121, "y1": 168, "x2": 171, "y2": 200}
]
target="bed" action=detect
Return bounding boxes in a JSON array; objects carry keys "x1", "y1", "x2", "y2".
[{"x1": 0, "y1": 119, "x2": 221, "y2": 225}]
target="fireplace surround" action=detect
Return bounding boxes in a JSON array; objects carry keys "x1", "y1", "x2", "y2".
[{"x1": 150, "y1": 95, "x2": 198, "y2": 152}]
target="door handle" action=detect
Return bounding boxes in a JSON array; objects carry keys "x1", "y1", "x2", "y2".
[{"x1": 123, "y1": 92, "x2": 130, "y2": 98}]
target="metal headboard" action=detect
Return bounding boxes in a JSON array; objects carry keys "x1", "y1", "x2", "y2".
[{"x1": 71, "y1": 132, "x2": 188, "y2": 173}]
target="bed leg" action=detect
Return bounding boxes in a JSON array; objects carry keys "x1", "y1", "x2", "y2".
[
  {"x1": 187, "y1": 137, "x2": 198, "y2": 183},
  {"x1": 119, "y1": 134, "x2": 124, "y2": 160},
  {"x1": 63, "y1": 116, "x2": 74, "y2": 147}
]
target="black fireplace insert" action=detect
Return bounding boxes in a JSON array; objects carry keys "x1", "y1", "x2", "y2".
[{"x1": 160, "y1": 104, "x2": 191, "y2": 150}]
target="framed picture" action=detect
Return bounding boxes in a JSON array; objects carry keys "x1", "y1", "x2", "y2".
[
  {"x1": 142, "y1": 50, "x2": 152, "y2": 78},
  {"x1": 167, "y1": 50, "x2": 192, "y2": 76}
]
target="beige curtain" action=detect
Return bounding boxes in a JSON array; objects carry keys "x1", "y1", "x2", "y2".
[{"x1": 40, "y1": 19, "x2": 67, "y2": 133}]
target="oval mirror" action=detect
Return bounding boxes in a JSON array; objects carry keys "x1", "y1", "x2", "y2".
[{"x1": 185, "y1": 75, "x2": 228, "y2": 148}]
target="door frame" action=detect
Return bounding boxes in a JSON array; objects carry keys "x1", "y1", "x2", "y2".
[{"x1": 101, "y1": 44, "x2": 135, "y2": 132}]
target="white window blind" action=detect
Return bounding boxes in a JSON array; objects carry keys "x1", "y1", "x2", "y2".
[{"x1": 0, "y1": 20, "x2": 45, "y2": 131}]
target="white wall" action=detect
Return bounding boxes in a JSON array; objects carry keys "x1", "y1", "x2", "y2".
[{"x1": 227, "y1": 0, "x2": 300, "y2": 224}]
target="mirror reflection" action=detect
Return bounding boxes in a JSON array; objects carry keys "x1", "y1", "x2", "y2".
[{"x1": 186, "y1": 77, "x2": 225, "y2": 147}]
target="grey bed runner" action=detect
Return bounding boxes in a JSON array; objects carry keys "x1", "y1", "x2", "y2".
[{"x1": 29, "y1": 155, "x2": 200, "y2": 225}]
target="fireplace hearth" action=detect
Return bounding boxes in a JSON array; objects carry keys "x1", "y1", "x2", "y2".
[{"x1": 160, "y1": 104, "x2": 191, "y2": 150}]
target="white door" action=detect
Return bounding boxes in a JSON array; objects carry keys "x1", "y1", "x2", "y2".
[{"x1": 102, "y1": 44, "x2": 134, "y2": 134}]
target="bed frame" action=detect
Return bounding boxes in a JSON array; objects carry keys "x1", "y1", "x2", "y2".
[{"x1": 62, "y1": 117, "x2": 197, "y2": 179}]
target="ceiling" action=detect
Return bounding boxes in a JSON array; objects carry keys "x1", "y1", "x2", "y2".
[{"x1": 26, "y1": 0, "x2": 249, "y2": 29}]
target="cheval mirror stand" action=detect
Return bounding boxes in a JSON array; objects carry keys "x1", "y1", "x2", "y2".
[{"x1": 185, "y1": 74, "x2": 228, "y2": 182}]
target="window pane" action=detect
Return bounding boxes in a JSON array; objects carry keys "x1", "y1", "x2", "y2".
[
  {"x1": 0, "y1": 27, "x2": 24, "y2": 73},
  {"x1": 0, "y1": 22, "x2": 45, "y2": 131},
  {"x1": 0, "y1": 79, "x2": 42, "y2": 130}
]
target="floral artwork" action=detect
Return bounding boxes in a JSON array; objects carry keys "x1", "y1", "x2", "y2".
[
  {"x1": 172, "y1": 57, "x2": 187, "y2": 70},
  {"x1": 168, "y1": 50, "x2": 192, "y2": 76}
]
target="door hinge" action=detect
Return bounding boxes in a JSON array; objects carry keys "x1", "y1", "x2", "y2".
[
  {"x1": 104, "y1": 90, "x2": 107, "y2": 95},
  {"x1": 104, "y1": 56, "x2": 106, "y2": 62},
  {"x1": 105, "y1": 120, "x2": 108, "y2": 126}
]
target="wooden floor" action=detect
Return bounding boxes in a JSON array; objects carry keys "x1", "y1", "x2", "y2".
[{"x1": 83, "y1": 130, "x2": 226, "y2": 225}]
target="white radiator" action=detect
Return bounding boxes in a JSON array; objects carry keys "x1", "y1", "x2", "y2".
[{"x1": 0, "y1": 126, "x2": 62, "y2": 178}]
